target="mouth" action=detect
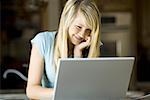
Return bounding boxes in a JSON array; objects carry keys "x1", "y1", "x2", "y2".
[{"x1": 74, "y1": 34, "x2": 83, "y2": 42}]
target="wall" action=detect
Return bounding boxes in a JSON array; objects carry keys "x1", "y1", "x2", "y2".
[{"x1": 41, "y1": 0, "x2": 60, "y2": 31}]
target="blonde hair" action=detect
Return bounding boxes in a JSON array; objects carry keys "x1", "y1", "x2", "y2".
[{"x1": 54, "y1": 0, "x2": 101, "y2": 68}]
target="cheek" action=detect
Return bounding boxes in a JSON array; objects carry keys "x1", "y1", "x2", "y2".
[
  {"x1": 69, "y1": 27, "x2": 77, "y2": 36},
  {"x1": 85, "y1": 33, "x2": 91, "y2": 38},
  {"x1": 85, "y1": 34, "x2": 92, "y2": 41},
  {"x1": 68, "y1": 27, "x2": 73, "y2": 37}
]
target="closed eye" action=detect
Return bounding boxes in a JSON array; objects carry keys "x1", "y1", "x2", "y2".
[{"x1": 76, "y1": 25, "x2": 82, "y2": 29}]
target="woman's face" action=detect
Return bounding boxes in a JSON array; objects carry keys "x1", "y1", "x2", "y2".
[{"x1": 68, "y1": 12, "x2": 92, "y2": 45}]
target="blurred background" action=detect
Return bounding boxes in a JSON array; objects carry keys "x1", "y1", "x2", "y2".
[{"x1": 0, "y1": 0, "x2": 150, "y2": 99}]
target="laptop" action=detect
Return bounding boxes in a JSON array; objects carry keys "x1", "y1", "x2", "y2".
[{"x1": 53, "y1": 57, "x2": 135, "y2": 100}]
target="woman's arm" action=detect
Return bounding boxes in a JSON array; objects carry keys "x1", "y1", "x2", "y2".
[{"x1": 26, "y1": 45, "x2": 54, "y2": 99}]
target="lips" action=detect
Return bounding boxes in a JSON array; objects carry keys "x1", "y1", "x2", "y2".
[{"x1": 74, "y1": 34, "x2": 83, "y2": 41}]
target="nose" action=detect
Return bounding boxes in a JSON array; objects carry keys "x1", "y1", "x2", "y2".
[{"x1": 78, "y1": 30, "x2": 85, "y2": 38}]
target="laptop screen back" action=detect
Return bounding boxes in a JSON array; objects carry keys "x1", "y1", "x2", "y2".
[{"x1": 53, "y1": 57, "x2": 135, "y2": 100}]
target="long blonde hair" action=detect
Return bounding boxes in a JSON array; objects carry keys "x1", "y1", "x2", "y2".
[{"x1": 54, "y1": 0, "x2": 101, "y2": 68}]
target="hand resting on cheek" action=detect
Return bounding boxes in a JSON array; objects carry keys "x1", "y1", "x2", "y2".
[{"x1": 74, "y1": 36, "x2": 91, "y2": 57}]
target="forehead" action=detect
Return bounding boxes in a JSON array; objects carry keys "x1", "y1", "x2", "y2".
[{"x1": 72, "y1": 12, "x2": 91, "y2": 29}]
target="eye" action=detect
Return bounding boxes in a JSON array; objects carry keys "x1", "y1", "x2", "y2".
[{"x1": 76, "y1": 25, "x2": 82, "y2": 29}]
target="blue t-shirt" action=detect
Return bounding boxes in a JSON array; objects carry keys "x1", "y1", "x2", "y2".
[{"x1": 31, "y1": 31, "x2": 56, "y2": 88}]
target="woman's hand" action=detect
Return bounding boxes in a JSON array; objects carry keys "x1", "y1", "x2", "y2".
[{"x1": 74, "y1": 36, "x2": 91, "y2": 57}]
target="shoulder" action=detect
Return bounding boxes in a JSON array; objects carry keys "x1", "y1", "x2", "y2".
[
  {"x1": 31, "y1": 31, "x2": 56, "y2": 56},
  {"x1": 40, "y1": 31, "x2": 56, "y2": 38},
  {"x1": 31, "y1": 31, "x2": 56, "y2": 44},
  {"x1": 34, "y1": 31, "x2": 56, "y2": 41}
]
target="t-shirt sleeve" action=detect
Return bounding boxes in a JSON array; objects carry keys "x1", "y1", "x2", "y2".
[{"x1": 31, "y1": 32, "x2": 46, "y2": 58}]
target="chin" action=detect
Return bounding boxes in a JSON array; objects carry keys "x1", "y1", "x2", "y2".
[
  {"x1": 72, "y1": 41, "x2": 80, "y2": 46},
  {"x1": 71, "y1": 39, "x2": 79, "y2": 45}
]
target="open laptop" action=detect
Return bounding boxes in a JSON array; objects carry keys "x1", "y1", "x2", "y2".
[{"x1": 53, "y1": 57, "x2": 135, "y2": 100}]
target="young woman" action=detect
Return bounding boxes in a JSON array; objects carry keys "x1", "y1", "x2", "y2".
[{"x1": 26, "y1": 0, "x2": 102, "y2": 99}]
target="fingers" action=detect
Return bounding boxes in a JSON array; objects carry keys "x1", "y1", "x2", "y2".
[
  {"x1": 74, "y1": 36, "x2": 91, "y2": 57},
  {"x1": 85, "y1": 36, "x2": 91, "y2": 47},
  {"x1": 76, "y1": 36, "x2": 91, "y2": 50}
]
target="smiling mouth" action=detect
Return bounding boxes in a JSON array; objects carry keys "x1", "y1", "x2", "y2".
[{"x1": 74, "y1": 34, "x2": 83, "y2": 41}]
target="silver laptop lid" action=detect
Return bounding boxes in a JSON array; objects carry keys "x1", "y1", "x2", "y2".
[{"x1": 53, "y1": 57, "x2": 135, "y2": 100}]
